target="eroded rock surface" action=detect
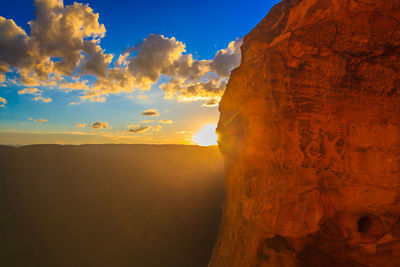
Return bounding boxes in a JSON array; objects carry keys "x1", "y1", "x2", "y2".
[{"x1": 210, "y1": 0, "x2": 400, "y2": 266}]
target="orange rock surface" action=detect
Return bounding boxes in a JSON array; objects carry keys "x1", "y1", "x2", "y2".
[{"x1": 210, "y1": 0, "x2": 400, "y2": 266}]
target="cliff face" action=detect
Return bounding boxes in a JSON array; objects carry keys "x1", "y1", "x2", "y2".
[{"x1": 211, "y1": 0, "x2": 400, "y2": 266}]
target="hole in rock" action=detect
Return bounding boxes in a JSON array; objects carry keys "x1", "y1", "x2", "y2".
[{"x1": 358, "y1": 216, "x2": 372, "y2": 233}]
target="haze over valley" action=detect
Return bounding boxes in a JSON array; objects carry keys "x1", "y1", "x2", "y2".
[{"x1": 0, "y1": 144, "x2": 224, "y2": 267}]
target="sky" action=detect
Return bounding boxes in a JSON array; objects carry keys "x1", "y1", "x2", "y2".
[{"x1": 0, "y1": 0, "x2": 279, "y2": 145}]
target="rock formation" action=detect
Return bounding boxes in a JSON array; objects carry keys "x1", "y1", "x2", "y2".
[{"x1": 210, "y1": 0, "x2": 400, "y2": 266}]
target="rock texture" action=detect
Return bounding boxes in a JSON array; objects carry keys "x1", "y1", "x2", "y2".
[{"x1": 210, "y1": 0, "x2": 400, "y2": 266}]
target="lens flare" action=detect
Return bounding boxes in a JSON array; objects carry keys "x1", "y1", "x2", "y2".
[{"x1": 192, "y1": 124, "x2": 218, "y2": 146}]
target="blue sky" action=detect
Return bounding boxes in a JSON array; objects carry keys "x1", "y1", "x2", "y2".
[{"x1": 0, "y1": 0, "x2": 279, "y2": 145}]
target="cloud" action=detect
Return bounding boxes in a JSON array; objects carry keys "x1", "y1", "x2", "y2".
[
  {"x1": 29, "y1": 0, "x2": 106, "y2": 77},
  {"x1": 202, "y1": 99, "x2": 219, "y2": 107},
  {"x1": 18, "y1": 88, "x2": 43, "y2": 95},
  {"x1": 124, "y1": 124, "x2": 162, "y2": 133},
  {"x1": 210, "y1": 38, "x2": 243, "y2": 77},
  {"x1": 28, "y1": 117, "x2": 48, "y2": 122},
  {"x1": 82, "y1": 34, "x2": 188, "y2": 100},
  {"x1": 160, "y1": 77, "x2": 226, "y2": 103},
  {"x1": 155, "y1": 37, "x2": 242, "y2": 105},
  {"x1": 139, "y1": 120, "x2": 154, "y2": 123},
  {"x1": 125, "y1": 126, "x2": 150, "y2": 133},
  {"x1": 0, "y1": 96, "x2": 6, "y2": 104},
  {"x1": 81, "y1": 40, "x2": 112, "y2": 77},
  {"x1": 137, "y1": 94, "x2": 148, "y2": 99},
  {"x1": 68, "y1": 102, "x2": 77, "y2": 105},
  {"x1": 34, "y1": 96, "x2": 52, "y2": 103},
  {"x1": 0, "y1": 0, "x2": 106, "y2": 86},
  {"x1": 58, "y1": 79, "x2": 90, "y2": 91},
  {"x1": 18, "y1": 87, "x2": 52, "y2": 102},
  {"x1": 91, "y1": 121, "x2": 110, "y2": 129},
  {"x1": 141, "y1": 109, "x2": 160, "y2": 116},
  {"x1": 87, "y1": 95, "x2": 106, "y2": 102},
  {"x1": 127, "y1": 34, "x2": 186, "y2": 85},
  {"x1": 75, "y1": 123, "x2": 86, "y2": 128},
  {"x1": 152, "y1": 125, "x2": 162, "y2": 131},
  {"x1": 0, "y1": 0, "x2": 242, "y2": 106},
  {"x1": 0, "y1": 17, "x2": 30, "y2": 78},
  {"x1": 159, "y1": 119, "x2": 173, "y2": 124}
]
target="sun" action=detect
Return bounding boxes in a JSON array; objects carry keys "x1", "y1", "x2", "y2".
[{"x1": 192, "y1": 124, "x2": 218, "y2": 146}]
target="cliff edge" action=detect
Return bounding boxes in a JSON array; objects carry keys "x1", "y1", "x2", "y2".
[{"x1": 210, "y1": 0, "x2": 400, "y2": 266}]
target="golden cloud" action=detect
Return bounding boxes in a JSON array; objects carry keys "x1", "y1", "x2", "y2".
[
  {"x1": 141, "y1": 109, "x2": 160, "y2": 116},
  {"x1": 159, "y1": 119, "x2": 173, "y2": 124},
  {"x1": 0, "y1": 0, "x2": 242, "y2": 106},
  {"x1": 75, "y1": 123, "x2": 86, "y2": 128},
  {"x1": 34, "y1": 96, "x2": 52, "y2": 103},
  {"x1": 152, "y1": 125, "x2": 162, "y2": 131},
  {"x1": 91, "y1": 121, "x2": 110, "y2": 129},
  {"x1": 202, "y1": 99, "x2": 219, "y2": 107},
  {"x1": 125, "y1": 126, "x2": 150, "y2": 133},
  {"x1": 18, "y1": 88, "x2": 42, "y2": 95}
]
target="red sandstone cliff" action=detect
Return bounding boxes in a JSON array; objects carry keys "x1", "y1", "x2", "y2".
[{"x1": 210, "y1": 0, "x2": 400, "y2": 266}]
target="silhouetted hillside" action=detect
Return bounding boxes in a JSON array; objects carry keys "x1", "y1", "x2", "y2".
[{"x1": 0, "y1": 144, "x2": 224, "y2": 267}]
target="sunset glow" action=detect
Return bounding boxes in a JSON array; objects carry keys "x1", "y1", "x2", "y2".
[
  {"x1": 0, "y1": 0, "x2": 273, "y2": 145},
  {"x1": 192, "y1": 124, "x2": 218, "y2": 146}
]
